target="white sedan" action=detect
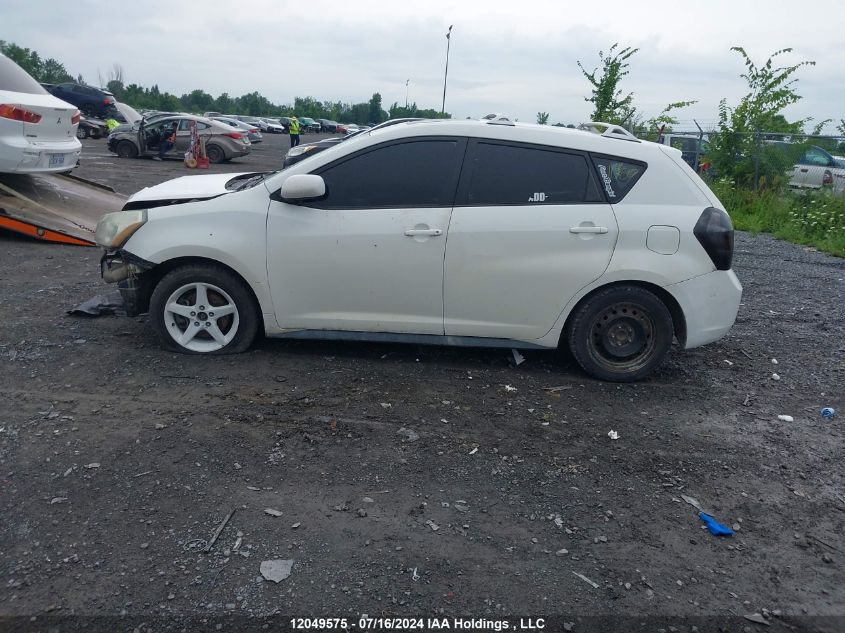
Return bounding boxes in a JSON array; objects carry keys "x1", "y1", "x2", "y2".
[
  {"x1": 0, "y1": 53, "x2": 81, "y2": 174},
  {"x1": 95, "y1": 119, "x2": 742, "y2": 381}
]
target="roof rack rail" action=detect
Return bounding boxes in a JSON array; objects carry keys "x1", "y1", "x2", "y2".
[{"x1": 578, "y1": 121, "x2": 641, "y2": 143}]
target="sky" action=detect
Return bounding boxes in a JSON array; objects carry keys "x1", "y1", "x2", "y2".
[{"x1": 3, "y1": 0, "x2": 844, "y2": 132}]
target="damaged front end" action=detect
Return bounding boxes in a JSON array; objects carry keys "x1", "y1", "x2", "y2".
[{"x1": 100, "y1": 249, "x2": 156, "y2": 316}]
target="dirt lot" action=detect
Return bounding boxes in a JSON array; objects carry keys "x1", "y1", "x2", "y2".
[{"x1": 1, "y1": 133, "x2": 844, "y2": 632}]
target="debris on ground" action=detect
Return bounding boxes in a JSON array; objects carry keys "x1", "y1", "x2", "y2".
[
  {"x1": 397, "y1": 427, "x2": 419, "y2": 442},
  {"x1": 260, "y1": 559, "x2": 294, "y2": 583},
  {"x1": 771, "y1": 358, "x2": 778, "y2": 365},
  {"x1": 821, "y1": 407, "x2": 835, "y2": 419},
  {"x1": 743, "y1": 613, "x2": 770, "y2": 626},
  {"x1": 511, "y1": 349, "x2": 525, "y2": 366},
  {"x1": 777, "y1": 415, "x2": 794, "y2": 422},
  {"x1": 468, "y1": 447, "x2": 478, "y2": 455},
  {"x1": 426, "y1": 520, "x2": 440, "y2": 532},
  {"x1": 503, "y1": 384, "x2": 518, "y2": 392},
  {"x1": 681, "y1": 494, "x2": 705, "y2": 513},
  {"x1": 66, "y1": 290, "x2": 126, "y2": 317},
  {"x1": 264, "y1": 508, "x2": 283, "y2": 517},
  {"x1": 607, "y1": 430, "x2": 619, "y2": 440},
  {"x1": 699, "y1": 512, "x2": 734, "y2": 537},
  {"x1": 205, "y1": 508, "x2": 236, "y2": 552},
  {"x1": 772, "y1": 373, "x2": 781, "y2": 381},
  {"x1": 411, "y1": 567, "x2": 420, "y2": 581},
  {"x1": 572, "y1": 571, "x2": 599, "y2": 588}
]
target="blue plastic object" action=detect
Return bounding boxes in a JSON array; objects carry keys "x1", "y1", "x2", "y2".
[
  {"x1": 699, "y1": 512, "x2": 734, "y2": 536},
  {"x1": 821, "y1": 407, "x2": 835, "y2": 419}
]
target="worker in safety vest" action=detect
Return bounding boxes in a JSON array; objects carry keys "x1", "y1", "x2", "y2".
[
  {"x1": 105, "y1": 118, "x2": 119, "y2": 133},
  {"x1": 289, "y1": 116, "x2": 300, "y2": 148}
]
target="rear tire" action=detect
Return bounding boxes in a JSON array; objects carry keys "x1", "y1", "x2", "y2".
[
  {"x1": 116, "y1": 140, "x2": 138, "y2": 158},
  {"x1": 206, "y1": 144, "x2": 225, "y2": 163},
  {"x1": 566, "y1": 285, "x2": 674, "y2": 382},
  {"x1": 149, "y1": 264, "x2": 259, "y2": 355}
]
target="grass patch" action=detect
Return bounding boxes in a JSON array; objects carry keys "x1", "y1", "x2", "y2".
[{"x1": 710, "y1": 179, "x2": 845, "y2": 258}]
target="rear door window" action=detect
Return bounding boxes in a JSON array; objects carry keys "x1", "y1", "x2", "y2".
[
  {"x1": 459, "y1": 141, "x2": 602, "y2": 205},
  {"x1": 590, "y1": 155, "x2": 647, "y2": 202},
  {"x1": 314, "y1": 138, "x2": 464, "y2": 209}
]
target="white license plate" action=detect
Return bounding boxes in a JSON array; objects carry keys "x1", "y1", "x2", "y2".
[{"x1": 49, "y1": 153, "x2": 65, "y2": 167}]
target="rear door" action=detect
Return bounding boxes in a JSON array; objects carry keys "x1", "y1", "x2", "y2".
[{"x1": 443, "y1": 140, "x2": 618, "y2": 341}]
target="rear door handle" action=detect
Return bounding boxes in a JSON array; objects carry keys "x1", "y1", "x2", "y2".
[
  {"x1": 569, "y1": 226, "x2": 608, "y2": 234},
  {"x1": 404, "y1": 228, "x2": 443, "y2": 237}
]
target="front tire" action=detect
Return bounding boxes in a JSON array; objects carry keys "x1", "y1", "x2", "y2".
[
  {"x1": 76, "y1": 127, "x2": 89, "y2": 139},
  {"x1": 149, "y1": 264, "x2": 259, "y2": 355},
  {"x1": 566, "y1": 285, "x2": 674, "y2": 382},
  {"x1": 116, "y1": 140, "x2": 138, "y2": 158}
]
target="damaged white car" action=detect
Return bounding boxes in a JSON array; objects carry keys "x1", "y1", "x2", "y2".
[{"x1": 96, "y1": 119, "x2": 742, "y2": 381}]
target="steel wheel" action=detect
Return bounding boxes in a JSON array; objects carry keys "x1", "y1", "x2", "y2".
[
  {"x1": 567, "y1": 285, "x2": 674, "y2": 382},
  {"x1": 116, "y1": 140, "x2": 138, "y2": 158},
  {"x1": 163, "y1": 282, "x2": 240, "y2": 352},
  {"x1": 586, "y1": 301, "x2": 657, "y2": 372}
]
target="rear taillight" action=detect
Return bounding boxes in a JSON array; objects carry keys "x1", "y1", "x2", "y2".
[
  {"x1": 103, "y1": 98, "x2": 111, "y2": 105},
  {"x1": 823, "y1": 169, "x2": 833, "y2": 186},
  {"x1": 249, "y1": 128, "x2": 258, "y2": 133},
  {"x1": 0, "y1": 104, "x2": 42, "y2": 123},
  {"x1": 694, "y1": 207, "x2": 734, "y2": 270},
  {"x1": 224, "y1": 132, "x2": 243, "y2": 139},
  {"x1": 71, "y1": 110, "x2": 81, "y2": 125}
]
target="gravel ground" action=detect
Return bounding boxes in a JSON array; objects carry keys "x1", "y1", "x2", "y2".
[{"x1": 0, "y1": 134, "x2": 843, "y2": 632}]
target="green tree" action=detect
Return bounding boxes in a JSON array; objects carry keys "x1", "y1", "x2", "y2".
[
  {"x1": 709, "y1": 47, "x2": 815, "y2": 187},
  {"x1": 368, "y1": 93, "x2": 386, "y2": 124},
  {"x1": 577, "y1": 43, "x2": 639, "y2": 124},
  {"x1": 41, "y1": 58, "x2": 73, "y2": 83},
  {"x1": 536, "y1": 112, "x2": 549, "y2": 125},
  {"x1": 0, "y1": 41, "x2": 42, "y2": 78}
]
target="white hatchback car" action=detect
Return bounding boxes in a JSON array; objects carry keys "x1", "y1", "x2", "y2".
[
  {"x1": 96, "y1": 120, "x2": 742, "y2": 381},
  {"x1": 0, "y1": 53, "x2": 82, "y2": 174}
]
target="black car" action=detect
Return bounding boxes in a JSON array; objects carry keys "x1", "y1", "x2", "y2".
[
  {"x1": 44, "y1": 82, "x2": 117, "y2": 118},
  {"x1": 76, "y1": 116, "x2": 108, "y2": 139},
  {"x1": 316, "y1": 119, "x2": 338, "y2": 133}
]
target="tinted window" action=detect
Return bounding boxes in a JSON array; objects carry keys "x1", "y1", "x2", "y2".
[
  {"x1": 316, "y1": 140, "x2": 461, "y2": 208},
  {"x1": 0, "y1": 54, "x2": 48, "y2": 94},
  {"x1": 464, "y1": 142, "x2": 600, "y2": 205},
  {"x1": 591, "y1": 155, "x2": 647, "y2": 201}
]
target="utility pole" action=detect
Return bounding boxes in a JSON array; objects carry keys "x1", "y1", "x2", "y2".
[
  {"x1": 405, "y1": 79, "x2": 410, "y2": 109},
  {"x1": 441, "y1": 25, "x2": 453, "y2": 115}
]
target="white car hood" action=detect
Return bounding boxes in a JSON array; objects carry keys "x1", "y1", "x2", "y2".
[{"x1": 127, "y1": 173, "x2": 252, "y2": 203}]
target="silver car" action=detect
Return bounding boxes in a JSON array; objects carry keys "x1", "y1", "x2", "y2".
[
  {"x1": 212, "y1": 117, "x2": 263, "y2": 144},
  {"x1": 107, "y1": 115, "x2": 251, "y2": 163}
]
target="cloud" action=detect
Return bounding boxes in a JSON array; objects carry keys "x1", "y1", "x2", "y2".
[{"x1": 3, "y1": 0, "x2": 842, "y2": 131}]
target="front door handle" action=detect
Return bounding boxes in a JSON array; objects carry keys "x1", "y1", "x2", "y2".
[
  {"x1": 569, "y1": 226, "x2": 608, "y2": 234},
  {"x1": 799, "y1": 168, "x2": 809, "y2": 173},
  {"x1": 404, "y1": 228, "x2": 443, "y2": 237}
]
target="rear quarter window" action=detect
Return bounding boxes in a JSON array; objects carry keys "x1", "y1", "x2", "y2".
[{"x1": 591, "y1": 155, "x2": 647, "y2": 202}]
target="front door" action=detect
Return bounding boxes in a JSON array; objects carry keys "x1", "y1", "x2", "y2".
[
  {"x1": 266, "y1": 137, "x2": 466, "y2": 334},
  {"x1": 443, "y1": 140, "x2": 619, "y2": 341}
]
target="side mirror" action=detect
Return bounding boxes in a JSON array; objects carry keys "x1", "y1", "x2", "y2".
[{"x1": 280, "y1": 174, "x2": 326, "y2": 203}]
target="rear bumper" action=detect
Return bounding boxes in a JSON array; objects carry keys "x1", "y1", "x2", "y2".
[
  {"x1": 0, "y1": 137, "x2": 81, "y2": 173},
  {"x1": 666, "y1": 269, "x2": 743, "y2": 349}
]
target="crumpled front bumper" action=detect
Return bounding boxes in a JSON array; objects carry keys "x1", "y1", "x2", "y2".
[{"x1": 100, "y1": 250, "x2": 156, "y2": 316}]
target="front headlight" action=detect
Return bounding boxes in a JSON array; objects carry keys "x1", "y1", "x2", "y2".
[
  {"x1": 95, "y1": 210, "x2": 147, "y2": 248},
  {"x1": 286, "y1": 145, "x2": 317, "y2": 158}
]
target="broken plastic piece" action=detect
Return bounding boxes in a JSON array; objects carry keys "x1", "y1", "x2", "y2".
[
  {"x1": 699, "y1": 512, "x2": 734, "y2": 537},
  {"x1": 67, "y1": 290, "x2": 126, "y2": 317},
  {"x1": 511, "y1": 349, "x2": 525, "y2": 366},
  {"x1": 607, "y1": 430, "x2": 619, "y2": 440},
  {"x1": 777, "y1": 415, "x2": 794, "y2": 422}
]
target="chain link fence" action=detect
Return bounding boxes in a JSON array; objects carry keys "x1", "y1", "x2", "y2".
[{"x1": 648, "y1": 130, "x2": 845, "y2": 194}]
